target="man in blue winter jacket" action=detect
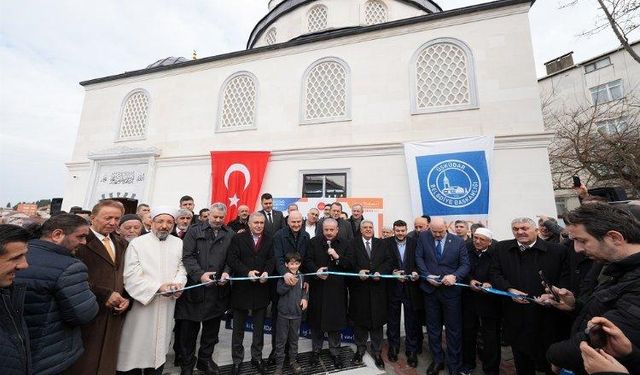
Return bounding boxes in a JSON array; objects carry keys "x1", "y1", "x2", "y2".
[{"x1": 16, "y1": 214, "x2": 99, "y2": 375}]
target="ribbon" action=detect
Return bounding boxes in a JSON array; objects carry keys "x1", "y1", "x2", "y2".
[{"x1": 156, "y1": 271, "x2": 537, "y2": 302}]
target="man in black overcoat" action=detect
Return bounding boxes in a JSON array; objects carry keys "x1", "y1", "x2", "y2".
[
  {"x1": 346, "y1": 219, "x2": 393, "y2": 370},
  {"x1": 461, "y1": 227, "x2": 501, "y2": 375},
  {"x1": 490, "y1": 217, "x2": 570, "y2": 375},
  {"x1": 173, "y1": 203, "x2": 235, "y2": 375},
  {"x1": 226, "y1": 212, "x2": 275, "y2": 375},
  {"x1": 303, "y1": 218, "x2": 350, "y2": 368}
]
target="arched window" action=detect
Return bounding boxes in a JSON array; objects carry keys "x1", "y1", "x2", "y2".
[
  {"x1": 217, "y1": 72, "x2": 258, "y2": 131},
  {"x1": 364, "y1": 0, "x2": 388, "y2": 25},
  {"x1": 301, "y1": 57, "x2": 350, "y2": 124},
  {"x1": 265, "y1": 27, "x2": 277, "y2": 45},
  {"x1": 118, "y1": 89, "x2": 149, "y2": 140},
  {"x1": 308, "y1": 5, "x2": 328, "y2": 32},
  {"x1": 411, "y1": 38, "x2": 478, "y2": 114}
]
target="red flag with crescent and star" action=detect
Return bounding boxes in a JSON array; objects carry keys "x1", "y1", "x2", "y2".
[{"x1": 210, "y1": 151, "x2": 271, "y2": 223}]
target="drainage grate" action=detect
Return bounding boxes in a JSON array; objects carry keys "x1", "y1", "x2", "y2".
[{"x1": 213, "y1": 347, "x2": 365, "y2": 374}]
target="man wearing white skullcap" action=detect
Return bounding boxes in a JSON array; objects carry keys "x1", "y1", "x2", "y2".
[
  {"x1": 116, "y1": 205, "x2": 187, "y2": 373},
  {"x1": 461, "y1": 226, "x2": 501, "y2": 375}
]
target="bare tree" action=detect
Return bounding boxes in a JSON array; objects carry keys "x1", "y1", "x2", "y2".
[
  {"x1": 562, "y1": 0, "x2": 640, "y2": 63},
  {"x1": 545, "y1": 95, "x2": 640, "y2": 196}
]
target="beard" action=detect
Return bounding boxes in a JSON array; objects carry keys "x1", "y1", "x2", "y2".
[{"x1": 154, "y1": 230, "x2": 170, "y2": 241}]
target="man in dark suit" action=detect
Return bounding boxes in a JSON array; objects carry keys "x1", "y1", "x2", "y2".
[
  {"x1": 347, "y1": 203, "x2": 364, "y2": 238},
  {"x1": 259, "y1": 193, "x2": 285, "y2": 237},
  {"x1": 315, "y1": 202, "x2": 354, "y2": 244},
  {"x1": 347, "y1": 220, "x2": 394, "y2": 370},
  {"x1": 490, "y1": 217, "x2": 570, "y2": 375},
  {"x1": 385, "y1": 220, "x2": 421, "y2": 368},
  {"x1": 68, "y1": 199, "x2": 131, "y2": 375},
  {"x1": 267, "y1": 210, "x2": 310, "y2": 365},
  {"x1": 415, "y1": 217, "x2": 470, "y2": 375},
  {"x1": 226, "y1": 212, "x2": 275, "y2": 375}
]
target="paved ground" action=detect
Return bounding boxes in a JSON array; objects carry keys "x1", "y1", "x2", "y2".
[{"x1": 162, "y1": 324, "x2": 518, "y2": 375}]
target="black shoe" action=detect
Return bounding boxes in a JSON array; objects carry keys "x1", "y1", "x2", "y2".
[
  {"x1": 231, "y1": 363, "x2": 241, "y2": 375},
  {"x1": 196, "y1": 359, "x2": 219, "y2": 375},
  {"x1": 374, "y1": 354, "x2": 385, "y2": 370},
  {"x1": 351, "y1": 352, "x2": 363, "y2": 365},
  {"x1": 406, "y1": 351, "x2": 418, "y2": 368},
  {"x1": 251, "y1": 358, "x2": 266, "y2": 374},
  {"x1": 290, "y1": 360, "x2": 303, "y2": 374},
  {"x1": 331, "y1": 354, "x2": 343, "y2": 369},
  {"x1": 388, "y1": 346, "x2": 398, "y2": 362},
  {"x1": 311, "y1": 352, "x2": 320, "y2": 366},
  {"x1": 266, "y1": 351, "x2": 277, "y2": 366},
  {"x1": 179, "y1": 364, "x2": 195, "y2": 375},
  {"x1": 427, "y1": 361, "x2": 445, "y2": 375}
]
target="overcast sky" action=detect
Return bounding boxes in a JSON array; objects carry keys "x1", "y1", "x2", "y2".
[{"x1": 1, "y1": 0, "x2": 637, "y2": 206}]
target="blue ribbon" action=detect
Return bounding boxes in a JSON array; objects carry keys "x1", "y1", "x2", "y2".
[{"x1": 156, "y1": 271, "x2": 537, "y2": 302}]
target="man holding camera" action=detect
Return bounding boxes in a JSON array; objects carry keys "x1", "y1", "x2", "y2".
[
  {"x1": 490, "y1": 217, "x2": 570, "y2": 375},
  {"x1": 541, "y1": 204, "x2": 640, "y2": 374}
]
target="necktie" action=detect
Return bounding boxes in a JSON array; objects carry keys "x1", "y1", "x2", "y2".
[
  {"x1": 267, "y1": 212, "x2": 273, "y2": 224},
  {"x1": 519, "y1": 244, "x2": 529, "y2": 252},
  {"x1": 214, "y1": 229, "x2": 219, "y2": 238},
  {"x1": 102, "y1": 237, "x2": 115, "y2": 262},
  {"x1": 179, "y1": 229, "x2": 185, "y2": 238},
  {"x1": 365, "y1": 240, "x2": 371, "y2": 258},
  {"x1": 435, "y1": 240, "x2": 443, "y2": 260}
]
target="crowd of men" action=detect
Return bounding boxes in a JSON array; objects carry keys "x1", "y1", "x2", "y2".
[{"x1": 1, "y1": 192, "x2": 639, "y2": 375}]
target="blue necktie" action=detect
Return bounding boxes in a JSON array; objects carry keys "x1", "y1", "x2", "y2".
[{"x1": 435, "y1": 240, "x2": 443, "y2": 261}]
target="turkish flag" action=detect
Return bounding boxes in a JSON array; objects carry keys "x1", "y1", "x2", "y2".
[{"x1": 210, "y1": 151, "x2": 271, "y2": 223}]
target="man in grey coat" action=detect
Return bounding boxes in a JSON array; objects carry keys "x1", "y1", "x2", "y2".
[{"x1": 173, "y1": 203, "x2": 235, "y2": 375}]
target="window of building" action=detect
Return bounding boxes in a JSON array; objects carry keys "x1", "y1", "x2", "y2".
[
  {"x1": 308, "y1": 5, "x2": 328, "y2": 32},
  {"x1": 411, "y1": 38, "x2": 478, "y2": 114},
  {"x1": 590, "y1": 79, "x2": 623, "y2": 105},
  {"x1": 364, "y1": 0, "x2": 388, "y2": 25},
  {"x1": 596, "y1": 116, "x2": 627, "y2": 134},
  {"x1": 217, "y1": 72, "x2": 258, "y2": 131},
  {"x1": 118, "y1": 90, "x2": 150, "y2": 140},
  {"x1": 265, "y1": 27, "x2": 277, "y2": 45},
  {"x1": 301, "y1": 57, "x2": 350, "y2": 124},
  {"x1": 302, "y1": 173, "x2": 347, "y2": 198},
  {"x1": 584, "y1": 57, "x2": 611, "y2": 74}
]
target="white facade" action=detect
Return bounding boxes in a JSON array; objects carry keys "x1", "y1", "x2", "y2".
[
  {"x1": 538, "y1": 41, "x2": 640, "y2": 212},
  {"x1": 64, "y1": 0, "x2": 555, "y2": 239},
  {"x1": 538, "y1": 42, "x2": 640, "y2": 114}
]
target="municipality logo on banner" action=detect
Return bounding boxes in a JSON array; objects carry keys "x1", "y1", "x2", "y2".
[{"x1": 404, "y1": 137, "x2": 493, "y2": 218}]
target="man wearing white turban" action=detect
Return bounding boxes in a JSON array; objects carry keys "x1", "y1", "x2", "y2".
[
  {"x1": 116, "y1": 206, "x2": 187, "y2": 374},
  {"x1": 461, "y1": 227, "x2": 501, "y2": 375}
]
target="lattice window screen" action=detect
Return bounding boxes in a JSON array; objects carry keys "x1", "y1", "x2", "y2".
[
  {"x1": 304, "y1": 61, "x2": 347, "y2": 121},
  {"x1": 365, "y1": 0, "x2": 388, "y2": 25},
  {"x1": 219, "y1": 74, "x2": 257, "y2": 130},
  {"x1": 265, "y1": 28, "x2": 277, "y2": 45},
  {"x1": 119, "y1": 91, "x2": 149, "y2": 139},
  {"x1": 308, "y1": 5, "x2": 328, "y2": 32},
  {"x1": 415, "y1": 43, "x2": 470, "y2": 109}
]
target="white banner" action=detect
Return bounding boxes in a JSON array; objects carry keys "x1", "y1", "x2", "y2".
[{"x1": 404, "y1": 136, "x2": 494, "y2": 223}]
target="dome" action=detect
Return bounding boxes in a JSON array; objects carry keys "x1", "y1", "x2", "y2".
[
  {"x1": 146, "y1": 56, "x2": 188, "y2": 69},
  {"x1": 248, "y1": 0, "x2": 442, "y2": 49}
]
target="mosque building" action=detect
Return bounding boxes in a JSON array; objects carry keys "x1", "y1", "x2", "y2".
[{"x1": 63, "y1": 0, "x2": 555, "y2": 238}]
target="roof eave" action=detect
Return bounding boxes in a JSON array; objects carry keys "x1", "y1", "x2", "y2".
[{"x1": 80, "y1": 0, "x2": 532, "y2": 87}]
